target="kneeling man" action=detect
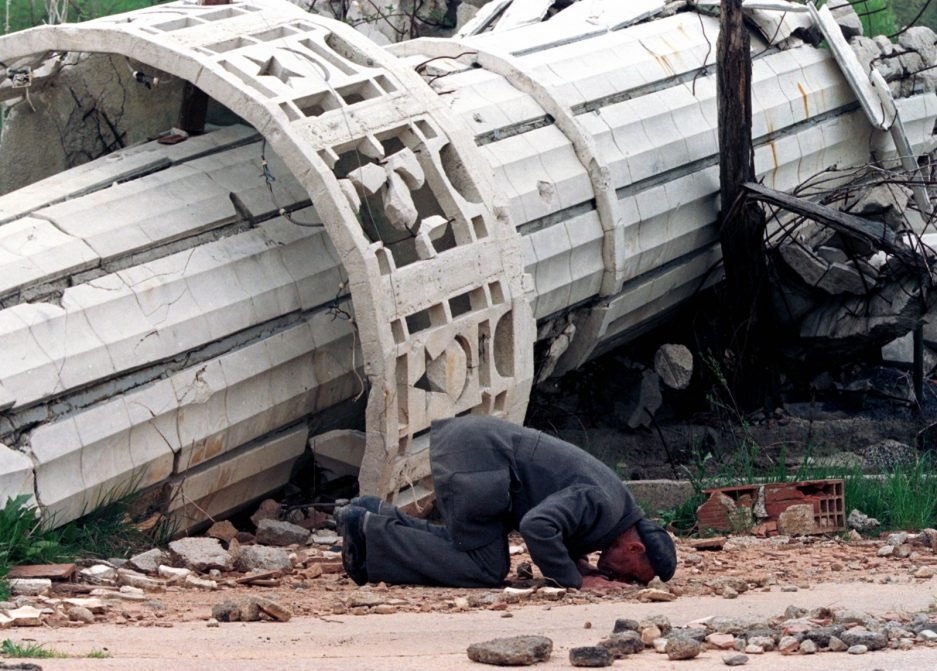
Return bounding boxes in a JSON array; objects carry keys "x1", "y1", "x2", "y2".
[{"x1": 338, "y1": 416, "x2": 676, "y2": 589}]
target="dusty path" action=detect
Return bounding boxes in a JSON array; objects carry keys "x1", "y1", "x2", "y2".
[{"x1": 13, "y1": 580, "x2": 937, "y2": 671}]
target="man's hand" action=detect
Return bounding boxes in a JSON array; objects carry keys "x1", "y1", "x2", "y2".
[{"x1": 580, "y1": 574, "x2": 628, "y2": 591}]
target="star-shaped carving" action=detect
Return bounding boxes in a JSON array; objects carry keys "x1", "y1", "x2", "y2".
[{"x1": 247, "y1": 54, "x2": 303, "y2": 86}]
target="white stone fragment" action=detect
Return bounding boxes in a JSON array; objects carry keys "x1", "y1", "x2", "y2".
[
  {"x1": 6, "y1": 605, "x2": 43, "y2": 626},
  {"x1": 347, "y1": 162, "x2": 387, "y2": 196},
  {"x1": 184, "y1": 574, "x2": 218, "y2": 590},
  {"x1": 382, "y1": 170, "x2": 419, "y2": 232},
  {"x1": 79, "y1": 564, "x2": 117, "y2": 584},
  {"x1": 158, "y1": 565, "x2": 192, "y2": 582},
  {"x1": 385, "y1": 148, "x2": 424, "y2": 190},
  {"x1": 9, "y1": 579, "x2": 51, "y2": 596}
]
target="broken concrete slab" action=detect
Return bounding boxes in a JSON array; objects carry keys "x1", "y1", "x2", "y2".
[
  {"x1": 234, "y1": 546, "x2": 293, "y2": 573},
  {"x1": 255, "y1": 519, "x2": 311, "y2": 547},
  {"x1": 8, "y1": 579, "x2": 51, "y2": 597},
  {"x1": 127, "y1": 549, "x2": 171, "y2": 575},
  {"x1": 168, "y1": 538, "x2": 232, "y2": 573}
]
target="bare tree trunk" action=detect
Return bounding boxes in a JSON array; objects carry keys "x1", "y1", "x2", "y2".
[
  {"x1": 46, "y1": 0, "x2": 67, "y2": 24},
  {"x1": 717, "y1": 0, "x2": 774, "y2": 409}
]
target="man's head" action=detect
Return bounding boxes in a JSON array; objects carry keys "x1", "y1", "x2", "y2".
[{"x1": 596, "y1": 519, "x2": 676, "y2": 584}]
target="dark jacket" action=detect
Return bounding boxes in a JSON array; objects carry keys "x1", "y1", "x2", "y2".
[{"x1": 430, "y1": 415, "x2": 644, "y2": 588}]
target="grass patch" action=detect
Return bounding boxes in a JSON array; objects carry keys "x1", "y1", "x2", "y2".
[
  {"x1": 86, "y1": 649, "x2": 111, "y2": 658},
  {"x1": 660, "y1": 454, "x2": 937, "y2": 537},
  {"x1": 0, "y1": 494, "x2": 73, "y2": 600},
  {"x1": 818, "y1": 456, "x2": 937, "y2": 531},
  {"x1": 0, "y1": 482, "x2": 176, "y2": 599},
  {"x1": 1, "y1": 638, "x2": 66, "y2": 659}
]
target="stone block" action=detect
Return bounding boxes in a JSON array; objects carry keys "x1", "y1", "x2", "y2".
[
  {"x1": 0, "y1": 217, "x2": 98, "y2": 298},
  {"x1": 235, "y1": 545, "x2": 292, "y2": 573},
  {"x1": 31, "y1": 393, "x2": 174, "y2": 525},
  {"x1": 169, "y1": 425, "x2": 308, "y2": 528},
  {"x1": 255, "y1": 519, "x2": 311, "y2": 546},
  {"x1": 310, "y1": 430, "x2": 367, "y2": 479},
  {"x1": 627, "y1": 480, "x2": 695, "y2": 514},
  {"x1": 168, "y1": 537, "x2": 232, "y2": 572},
  {"x1": 654, "y1": 344, "x2": 693, "y2": 390},
  {"x1": 0, "y1": 444, "x2": 35, "y2": 505},
  {"x1": 0, "y1": 304, "x2": 101, "y2": 408},
  {"x1": 30, "y1": 417, "x2": 87, "y2": 523}
]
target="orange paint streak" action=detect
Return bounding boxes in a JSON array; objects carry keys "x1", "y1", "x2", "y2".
[{"x1": 796, "y1": 82, "x2": 809, "y2": 118}]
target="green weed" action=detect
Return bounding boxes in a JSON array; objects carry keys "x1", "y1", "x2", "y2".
[
  {"x1": 0, "y1": 494, "x2": 71, "y2": 599},
  {"x1": 0, "y1": 480, "x2": 176, "y2": 598},
  {"x1": 818, "y1": 456, "x2": 937, "y2": 531},
  {"x1": 1, "y1": 638, "x2": 66, "y2": 659},
  {"x1": 86, "y1": 649, "x2": 111, "y2": 658}
]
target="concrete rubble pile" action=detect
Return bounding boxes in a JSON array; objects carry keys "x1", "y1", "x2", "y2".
[
  {"x1": 768, "y1": 159, "x2": 937, "y2": 368},
  {"x1": 1, "y1": 0, "x2": 937, "y2": 529}
]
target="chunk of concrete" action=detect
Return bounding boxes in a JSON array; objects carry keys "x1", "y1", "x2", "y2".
[
  {"x1": 255, "y1": 520, "x2": 311, "y2": 547},
  {"x1": 127, "y1": 548, "x2": 171, "y2": 574},
  {"x1": 898, "y1": 26, "x2": 937, "y2": 71},
  {"x1": 235, "y1": 545, "x2": 293, "y2": 572},
  {"x1": 654, "y1": 344, "x2": 693, "y2": 390},
  {"x1": 777, "y1": 504, "x2": 818, "y2": 536},
  {"x1": 168, "y1": 537, "x2": 233, "y2": 572},
  {"x1": 778, "y1": 243, "x2": 828, "y2": 287}
]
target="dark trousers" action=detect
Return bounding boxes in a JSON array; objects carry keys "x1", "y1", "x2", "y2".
[{"x1": 363, "y1": 506, "x2": 510, "y2": 587}]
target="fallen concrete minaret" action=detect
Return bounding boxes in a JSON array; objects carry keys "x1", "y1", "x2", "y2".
[{"x1": 1, "y1": 0, "x2": 935, "y2": 528}]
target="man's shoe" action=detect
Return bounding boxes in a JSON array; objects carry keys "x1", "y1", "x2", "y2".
[
  {"x1": 340, "y1": 506, "x2": 369, "y2": 585},
  {"x1": 336, "y1": 496, "x2": 385, "y2": 534}
]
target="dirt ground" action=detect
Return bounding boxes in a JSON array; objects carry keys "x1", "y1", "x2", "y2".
[{"x1": 45, "y1": 532, "x2": 937, "y2": 627}]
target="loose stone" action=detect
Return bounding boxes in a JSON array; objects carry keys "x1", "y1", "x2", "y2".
[
  {"x1": 778, "y1": 636, "x2": 799, "y2": 654},
  {"x1": 569, "y1": 646, "x2": 613, "y2": 667},
  {"x1": 66, "y1": 606, "x2": 95, "y2": 623},
  {"x1": 847, "y1": 644, "x2": 868, "y2": 654},
  {"x1": 466, "y1": 636, "x2": 553, "y2": 666},
  {"x1": 828, "y1": 636, "x2": 848, "y2": 652},
  {"x1": 255, "y1": 519, "x2": 311, "y2": 547},
  {"x1": 599, "y1": 631, "x2": 643, "y2": 657},
  {"x1": 612, "y1": 618, "x2": 639, "y2": 633},
  {"x1": 722, "y1": 653, "x2": 749, "y2": 666},
  {"x1": 665, "y1": 637, "x2": 701, "y2": 660},
  {"x1": 641, "y1": 625, "x2": 662, "y2": 645}
]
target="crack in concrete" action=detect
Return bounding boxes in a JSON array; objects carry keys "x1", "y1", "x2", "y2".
[{"x1": 1, "y1": 298, "x2": 351, "y2": 449}]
